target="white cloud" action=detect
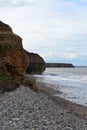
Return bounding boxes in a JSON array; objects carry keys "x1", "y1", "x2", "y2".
[
  {"x1": 41, "y1": 51, "x2": 77, "y2": 61},
  {"x1": 10, "y1": 0, "x2": 21, "y2": 5},
  {"x1": 0, "y1": 0, "x2": 87, "y2": 64},
  {"x1": 62, "y1": 53, "x2": 77, "y2": 59}
]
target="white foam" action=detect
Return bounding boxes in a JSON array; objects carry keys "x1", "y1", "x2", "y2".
[{"x1": 34, "y1": 68, "x2": 87, "y2": 107}]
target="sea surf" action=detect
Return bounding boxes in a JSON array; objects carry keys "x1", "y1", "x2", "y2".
[{"x1": 34, "y1": 67, "x2": 87, "y2": 107}]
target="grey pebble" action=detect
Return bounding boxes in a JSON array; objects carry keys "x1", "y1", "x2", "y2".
[
  {"x1": 0, "y1": 85, "x2": 87, "y2": 130},
  {"x1": 63, "y1": 127, "x2": 74, "y2": 130}
]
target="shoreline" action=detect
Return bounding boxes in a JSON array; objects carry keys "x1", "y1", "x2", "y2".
[
  {"x1": 25, "y1": 75, "x2": 87, "y2": 118},
  {"x1": 0, "y1": 75, "x2": 87, "y2": 129}
]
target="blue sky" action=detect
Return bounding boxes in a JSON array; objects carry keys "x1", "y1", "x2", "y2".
[{"x1": 0, "y1": 0, "x2": 87, "y2": 65}]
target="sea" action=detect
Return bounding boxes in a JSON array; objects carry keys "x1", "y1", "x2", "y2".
[{"x1": 35, "y1": 67, "x2": 87, "y2": 107}]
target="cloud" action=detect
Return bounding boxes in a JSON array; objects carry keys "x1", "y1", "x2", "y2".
[
  {"x1": 41, "y1": 51, "x2": 87, "y2": 65},
  {"x1": 0, "y1": 0, "x2": 87, "y2": 65},
  {"x1": 0, "y1": 0, "x2": 34, "y2": 7},
  {"x1": 61, "y1": 53, "x2": 77, "y2": 59},
  {"x1": 40, "y1": 51, "x2": 77, "y2": 61}
]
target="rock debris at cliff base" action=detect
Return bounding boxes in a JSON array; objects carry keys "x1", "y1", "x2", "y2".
[{"x1": 0, "y1": 86, "x2": 87, "y2": 130}]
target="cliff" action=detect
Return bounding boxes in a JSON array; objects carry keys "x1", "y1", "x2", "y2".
[
  {"x1": 46, "y1": 63, "x2": 75, "y2": 68},
  {"x1": 0, "y1": 21, "x2": 29, "y2": 78},
  {"x1": 0, "y1": 21, "x2": 46, "y2": 77},
  {"x1": 24, "y1": 50, "x2": 46, "y2": 74},
  {"x1": 0, "y1": 21, "x2": 46, "y2": 93}
]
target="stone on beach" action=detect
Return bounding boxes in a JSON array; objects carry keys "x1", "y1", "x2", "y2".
[
  {"x1": 0, "y1": 86, "x2": 87, "y2": 130},
  {"x1": 63, "y1": 127, "x2": 74, "y2": 130}
]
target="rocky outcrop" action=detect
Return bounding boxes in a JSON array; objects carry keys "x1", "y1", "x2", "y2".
[
  {"x1": 0, "y1": 21, "x2": 29, "y2": 78},
  {"x1": 46, "y1": 63, "x2": 74, "y2": 68},
  {"x1": 24, "y1": 50, "x2": 46, "y2": 74},
  {"x1": 0, "y1": 21, "x2": 46, "y2": 93}
]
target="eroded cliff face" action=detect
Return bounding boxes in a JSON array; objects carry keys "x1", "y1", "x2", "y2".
[
  {"x1": 0, "y1": 21, "x2": 29, "y2": 78},
  {"x1": 0, "y1": 20, "x2": 46, "y2": 78},
  {"x1": 0, "y1": 21, "x2": 46, "y2": 93},
  {"x1": 24, "y1": 50, "x2": 46, "y2": 74}
]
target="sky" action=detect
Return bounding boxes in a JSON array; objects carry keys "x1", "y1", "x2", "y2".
[{"x1": 0, "y1": 0, "x2": 87, "y2": 65}]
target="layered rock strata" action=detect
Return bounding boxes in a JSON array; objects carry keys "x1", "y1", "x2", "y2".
[
  {"x1": 24, "y1": 50, "x2": 46, "y2": 74},
  {"x1": 0, "y1": 21, "x2": 29, "y2": 77},
  {"x1": 0, "y1": 21, "x2": 46, "y2": 92}
]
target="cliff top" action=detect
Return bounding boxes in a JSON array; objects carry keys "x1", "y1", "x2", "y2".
[{"x1": 0, "y1": 21, "x2": 12, "y2": 32}]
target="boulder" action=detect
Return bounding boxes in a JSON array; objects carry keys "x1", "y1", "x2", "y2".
[
  {"x1": 0, "y1": 21, "x2": 29, "y2": 78},
  {"x1": 24, "y1": 50, "x2": 46, "y2": 74}
]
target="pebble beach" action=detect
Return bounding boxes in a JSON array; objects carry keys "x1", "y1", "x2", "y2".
[{"x1": 0, "y1": 84, "x2": 87, "y2": 130}]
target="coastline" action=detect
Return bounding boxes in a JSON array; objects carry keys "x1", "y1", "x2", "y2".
[
  {"x1": 26, "y1": 75, "x2": 87, "y2": 118},
  {"x1": 0, "y1": 75, "x2": 87, "y2": 129}
]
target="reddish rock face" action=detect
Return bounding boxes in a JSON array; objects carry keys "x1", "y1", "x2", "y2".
[{"x1": 0, "y1": 21, "x2": 29, "y2": 77}]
